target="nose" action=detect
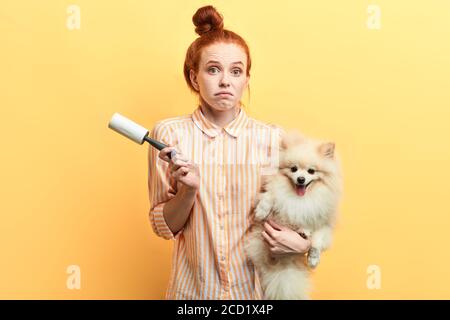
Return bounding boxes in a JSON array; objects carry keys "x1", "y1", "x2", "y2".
[
  {"x1": 297, "y1": 177, "x2": 305, "y2": 184},
  {"x1": 220, "y1": 73, "x2": 230, "y2": 87}
]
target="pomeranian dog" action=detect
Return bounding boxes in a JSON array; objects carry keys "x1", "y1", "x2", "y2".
[{"x1": 245, "y1": 130, "x2": 343, "y2": 300}]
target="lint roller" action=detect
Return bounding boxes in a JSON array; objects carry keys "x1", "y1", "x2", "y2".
[{"x1": 108, "y1": 113, "x2": 177, "y2": 159}]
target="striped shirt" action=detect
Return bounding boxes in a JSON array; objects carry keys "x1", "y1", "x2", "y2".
[{"x1": 148, "y1": 105, "x2": 284, "y2": 300}]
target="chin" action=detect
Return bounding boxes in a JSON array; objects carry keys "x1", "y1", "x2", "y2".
[
  {"x1": 214, "y1": 102, "x2": 236, "y2": 110},
  {"x1": 244, "y1": 130, "x2": 343, "y2": 300}
]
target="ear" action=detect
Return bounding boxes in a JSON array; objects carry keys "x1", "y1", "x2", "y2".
[
  {"x1": 280, "y1": 130, "x2": 305, "y2": 150},
  {"x1": 189, "y1": 69, "x2": 199, "y2": 91},
  {"x1": 319, "y1": 142, "x2": 335, "y2": 158}
]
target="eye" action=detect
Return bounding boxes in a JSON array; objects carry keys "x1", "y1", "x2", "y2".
[
  {"x1": 291, "y1": 166, "x2": 298, "y2": 172},
  {"x1": 208, "y1": 67, "x2": 220, "y2": 74},
  {"x1": 232, "y1": 68, "x2": 242, "y2": 76},
  {"x1": 307, "y1": 168, "x2": 315, "y2": 175}
]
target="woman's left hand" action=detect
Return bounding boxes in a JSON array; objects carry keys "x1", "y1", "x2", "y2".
[{"x1": 262, "y1": 219, "x2": 311, "y2": 257}]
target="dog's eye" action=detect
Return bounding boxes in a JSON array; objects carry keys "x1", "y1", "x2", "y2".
[
  {"x1": 291, "y1": 166, "x2": 298, "y2": 172},
  {"x1": 307, "y1": 168, "x2": 315, "y2": 175}
]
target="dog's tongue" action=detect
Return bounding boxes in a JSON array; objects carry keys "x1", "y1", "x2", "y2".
[{"x1": 296, "y1": 185, "x2": 306, "y2": 196}]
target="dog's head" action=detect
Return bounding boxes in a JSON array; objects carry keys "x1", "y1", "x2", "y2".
[{"x1": 278, "y1": 130, "x2": 342, "y2": 198}]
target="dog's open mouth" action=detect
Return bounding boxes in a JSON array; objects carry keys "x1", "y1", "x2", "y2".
[{"x1": 295, "y1": 180, "x2": 314, "y2": 196}]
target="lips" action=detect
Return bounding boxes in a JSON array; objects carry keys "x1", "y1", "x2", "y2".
[
  {"x1": 295, "y1": 180, "x2": 313, "y2": 196},
  {"x1": 215, "y1": 92, "x2": 233, "y2": 96}
]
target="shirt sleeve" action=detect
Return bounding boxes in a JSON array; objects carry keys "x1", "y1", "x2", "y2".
[{"x1": 148, "y1": 121, "x2": 184, "y2": 241}]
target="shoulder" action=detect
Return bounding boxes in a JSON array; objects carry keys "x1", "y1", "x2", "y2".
[
  {"x1": 151, "y1": 113, "x2": 192, "y2": 139},
  {"x1": 153, "y1": 113, "x2": 191, "y2": 131},
  {"x1": 246, "y1": 116, "x2": 286, "y2": 136}
]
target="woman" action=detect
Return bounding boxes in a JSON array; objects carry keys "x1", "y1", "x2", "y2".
[{"x1": 148, "y1": 5, "x2": 311, "y2": 300}]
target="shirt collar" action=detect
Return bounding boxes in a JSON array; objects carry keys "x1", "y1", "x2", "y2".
[{"x1": 192, "y1": 105, "x2": 249, "y2": 138}]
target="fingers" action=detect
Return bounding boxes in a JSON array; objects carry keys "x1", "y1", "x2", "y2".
[
  {"x1": 263, "y1": 221, "x2": 278, "y2": 239},
  {"x1": 170, "y1": 157, "x2": 191, "y2": 173},
  {"x1": 262, "y1": 221, "x2": 313, "y2": 256},
  {"x1": 159, "y1": 146, "x2": 177, "y2": 162},
  {"x1": 159, "y1": 144, "x2": 195, "y2": 180},
  {"x1": 171, "y1": 151, "x2": 189, "y2": 163},
  {"x1": 158, "y1": 144, "x2": 192, "y2": 173},
  {"x1": 262, "y1": 233, "x2": 282, "y2": 257},
  {"x1": 262, "y1": 226, "x2": 291, "y2": 256},
  {"x1": 262, "y1": 231, "x2": 275, "y2": 246},
  {"x1": 172, "y1": 166, "x2": 190, "y2": 180},
  {"x1": 267, "y1": 219, "x2": 282, "y2": 231},
  {"x1": 159, "y1": 143, "x2": 188, "y2": 163}
]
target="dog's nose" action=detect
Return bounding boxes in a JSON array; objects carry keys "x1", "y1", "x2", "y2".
[{"x1": 297, "y1": 177, "x2": 305, "y2": 184}]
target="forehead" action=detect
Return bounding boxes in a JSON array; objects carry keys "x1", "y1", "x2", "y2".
[
  {"x1": 200, "y1": 42, "x2": 247, "y2": 66},
  {"x1": 282, "y1": 143, "x2": 321, "y2": 166}
]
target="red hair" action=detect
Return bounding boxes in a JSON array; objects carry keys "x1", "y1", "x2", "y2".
[{"x1": 183, "y1": 5, "x2": 252, "y2": 99}]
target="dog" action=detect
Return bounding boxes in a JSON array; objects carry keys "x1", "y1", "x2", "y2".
[{"x1": 245, "y1": 130, "x2": 343, "y2": 299}]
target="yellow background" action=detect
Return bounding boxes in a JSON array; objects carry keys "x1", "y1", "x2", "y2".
[{"x1": 1, "y1": 0, "x2": 450, "y2": 299}]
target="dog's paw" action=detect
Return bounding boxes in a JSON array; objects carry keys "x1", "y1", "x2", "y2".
[
  {"x1": 254, "y1": 205, "x2": 270, "y2": 221},
  {"x1": 307, "y1": 247, "x2": 320, "y2": 269},
  {"x1": 254, "y1": 210, "x2": 269, "y2": 221}
]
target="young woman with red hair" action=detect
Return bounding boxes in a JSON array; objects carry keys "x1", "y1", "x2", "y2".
[{"x1": 148, "y1": 5, "x2": 311, "y2": 300}]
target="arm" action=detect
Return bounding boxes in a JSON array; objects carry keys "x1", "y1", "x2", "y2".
[
  {"x1": 147, "y1": 123, "x2": 179, "y2": 240},
  {"x1": 148, "y1": 122, "x2": 200, "y2": 240},
  {"x1": 162, "y1": 185, "x2": 197, "y2": 235}
]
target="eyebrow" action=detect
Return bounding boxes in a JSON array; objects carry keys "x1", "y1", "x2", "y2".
[{"x1": 206, "y1": 60, "x2": 244, "y2": 66}]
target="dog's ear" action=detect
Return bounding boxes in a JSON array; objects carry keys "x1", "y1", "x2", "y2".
[
  {"x1": 319, "y1": 142, "x2": 335, "y2": 158},
  {"x1": 280, "y1": 130, "x2": 305, "y2": 150}
]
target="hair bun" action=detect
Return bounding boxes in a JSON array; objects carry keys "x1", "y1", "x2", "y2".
[{"x1": 192, "y1": 5, "x2": 224, "y2": 36}]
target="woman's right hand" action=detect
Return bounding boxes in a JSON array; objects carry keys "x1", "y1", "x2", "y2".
[{"x1": 159, "y1": 143, "x2": 200, "y2": 191}]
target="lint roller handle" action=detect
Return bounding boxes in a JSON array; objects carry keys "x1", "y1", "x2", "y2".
[{"x1": 108, "y1": 112, "x2": 177, "y2": 159}]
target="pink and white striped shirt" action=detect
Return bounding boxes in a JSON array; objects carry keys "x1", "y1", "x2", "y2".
[{"x1": 148, "y1": 105, "x2": 283, "y2": 299}]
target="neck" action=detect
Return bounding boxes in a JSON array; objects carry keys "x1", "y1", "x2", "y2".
[{"x1": 199, "y1": 98, "x2": 240, "y2": 128}]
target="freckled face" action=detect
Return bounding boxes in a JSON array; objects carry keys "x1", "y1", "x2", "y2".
[{"x1": 190, "y1": 42, "x2": 249, "y2": 112}]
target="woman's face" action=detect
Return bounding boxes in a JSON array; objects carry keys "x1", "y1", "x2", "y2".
[{"x1": 190, "y1": 42, "x2": 249, "y2": 112}]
